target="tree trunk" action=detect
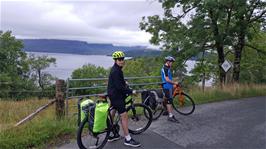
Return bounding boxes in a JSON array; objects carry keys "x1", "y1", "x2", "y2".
[
  {"x1": 217, "y1": 47, "x2": 226, "y2": 86},
  {"x1": 37, "y1": 69, "x2": 44, "y2": 99},
  {"x1": 232, "y1": 49, "x2": 242, "y2": 82},
  {"x1": 209, "y1": 9, "x2": 226, "y2": 87},
  {"x1": 233, "y1": 16, "x2": 246, "y2": 83},
  {"x1": 202, "y1": 72, "x2": 206, "y2": 92},
  {"x1": 201, "y1": 50, "x2": 206, "y2": 92},
  {"x1": 38, "y1": 69, "x2": 43, "y2": 90}
]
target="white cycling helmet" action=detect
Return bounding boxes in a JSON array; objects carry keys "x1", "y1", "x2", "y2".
[{"x1": 165, "y1": 56, "x2": 175, "y2": 62}]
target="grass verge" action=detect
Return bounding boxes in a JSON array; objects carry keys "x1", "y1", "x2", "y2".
[{"x1": 189, "y1": 84, "x2": 266, "y2": 104}]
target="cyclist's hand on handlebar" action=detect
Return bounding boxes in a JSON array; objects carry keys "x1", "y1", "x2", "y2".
[
  {"x1": 132, "y1": 90, "x2": 137, "y2": 94},
  {"x1": 174, "y1": 82, "x2": 180, "y2": 87}
]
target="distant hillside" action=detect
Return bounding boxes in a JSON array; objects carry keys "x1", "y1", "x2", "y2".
[{"x1": 21, "y1": 39, "x2": 161, "y2": 57}]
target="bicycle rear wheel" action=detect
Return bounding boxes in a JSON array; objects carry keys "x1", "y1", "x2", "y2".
[
  {"x1": 77, "y1": 117, "x2": 110, "y2": 149},
  {"x1": 127, "y1": 103, "x2": 152, "y2": 135},
  {"x1": 172, "y1": 92, "x2": 195, "y2": 115}
]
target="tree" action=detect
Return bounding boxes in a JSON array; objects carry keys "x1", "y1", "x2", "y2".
[
  {"x1": 123, "y1": 57, "x2": 163, "y2": 89},
  {"x1": 239, "y1": 30, "x2": 266, "y2": 83},
  {"x1": 0, "y1": 31, "x2": 28, "y2": 77},
  {"x1": 140, "y1": 0, "x2": 266, "y2": 85},
  {"x1": 0, "y1": 31, "x2": 58, "y2": 99},
  {"x1": 28, "y1": 54, "x2": 56, "y2": 91},
  {"x1": 230, "y1": 1, "x2": 266, "y2": 82},
  {"x1": 0, "y1": 31, "x2": 32, "y2": 99},
  {"x1": 190, "y1": 50, "x2": 217, "y2": 90},
  {"x1": 123, "y1": 57, "x2": 162, "y2": 77},
  {"x1": 71, "y1": 64, "x2": 109, "y2": 95}
]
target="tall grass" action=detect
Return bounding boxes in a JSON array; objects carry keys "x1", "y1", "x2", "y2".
[
  {"x1": 189, "y1": 84, "x2": 266, "y2": 104},
  {"x1": 0, "y1": 99, "x2": 76, "y2": 149},
  {"x1": 0, "y1": 99, "x2": 51, "y2": 130}
]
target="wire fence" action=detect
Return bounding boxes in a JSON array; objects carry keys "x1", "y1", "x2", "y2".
[
  {"x1": 0, "y1": 83, "x2": 56, "y2": 100},
  {"x1": 0, "y1": 76, "x2": 164, "y2": 117}
]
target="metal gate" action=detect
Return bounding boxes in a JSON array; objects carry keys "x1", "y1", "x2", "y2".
[{"x1": 65, "y1": 76, "x2": 162, "y2": 116}]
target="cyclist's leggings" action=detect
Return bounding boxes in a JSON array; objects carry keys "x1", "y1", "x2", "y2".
[{"x1": 163, "y1": 88, "x2": 173, "y2": 104}]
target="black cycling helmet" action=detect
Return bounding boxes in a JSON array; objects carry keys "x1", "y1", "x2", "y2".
[{"x1": 165, "y1": 56, "x2": 175, "y2": 62}]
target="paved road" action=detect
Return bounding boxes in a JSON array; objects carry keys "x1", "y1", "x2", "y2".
[{"x1": 58, "y1": 96, "x2": 266, "y2": 149}]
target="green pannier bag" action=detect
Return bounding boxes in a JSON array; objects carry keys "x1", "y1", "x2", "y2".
[
  {"x1": 93, "y1": 102, "x2": 109, "y2": 133},
  {"x1": 80, "y1": 99, "x2": 94, "y2": 123}
]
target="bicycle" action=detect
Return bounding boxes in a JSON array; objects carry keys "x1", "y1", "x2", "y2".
[
  {"x1": 142, "y1": 82, "x2": 195, "y2": 119},
  {"x1": 77, "y1": 93, "x2": 153, "y2": 149}
]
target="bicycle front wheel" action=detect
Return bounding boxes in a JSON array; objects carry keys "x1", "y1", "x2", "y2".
[
  {"x1": 127, "y1": 103, "x2": 152, "y2": 135},
  {"x1": 172, "y1": 92, "x2": 195, "y2": 115},
  {"x1": 77, "y1": 116, "x2": 110, "y2": 149}
]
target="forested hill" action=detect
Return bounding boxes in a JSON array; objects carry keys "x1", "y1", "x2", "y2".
[{"x1": 22, "y1": 39, "x2": 161, "y2": 57}]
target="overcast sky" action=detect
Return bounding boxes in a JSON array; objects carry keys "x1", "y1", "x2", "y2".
[{"x1": 1, "y1": 0, "x2": 164, "y2": 47}]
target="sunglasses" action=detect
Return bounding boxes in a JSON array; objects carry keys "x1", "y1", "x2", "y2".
[{"x1": 117, "y1": 57, "x2": 125, "y2": 61}]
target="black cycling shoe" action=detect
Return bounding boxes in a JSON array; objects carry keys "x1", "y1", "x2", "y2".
[
  {"x1": 167, "y1": 116, "x2": 179, "y2": 123},
  {"x1": 124, "y1": 138, "x2": 141, "y2": 147},
  {"x1": 108, "y1": 133, "x2": 120, "y2": 142},
  {"x1": 162, "y1": 110, "x2": 168, "y2": 116}
]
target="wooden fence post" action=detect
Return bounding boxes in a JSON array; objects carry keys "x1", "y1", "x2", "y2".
[{"x1": 56, "y1": 79, "x2": 65, "y2": 119}]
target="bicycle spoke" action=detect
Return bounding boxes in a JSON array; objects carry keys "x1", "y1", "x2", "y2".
[{"x1": 127, "y1": 103, "x2": 152, "y2": 134}]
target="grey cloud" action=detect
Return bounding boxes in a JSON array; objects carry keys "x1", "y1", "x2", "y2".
[
  {"x1": 1, "y1": 0, "x2": 163, "y2": 46},
  {"x1": 71, "y1": 1, "x2": 163, "y2": 30}
]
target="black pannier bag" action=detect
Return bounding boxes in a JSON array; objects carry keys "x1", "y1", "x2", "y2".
[{"x1": 141, "y1": 90, "x2": 163, "y2": 110}]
